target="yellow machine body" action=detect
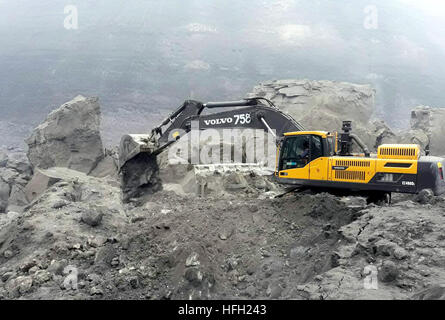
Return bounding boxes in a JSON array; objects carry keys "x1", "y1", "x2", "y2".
[{"x1": 276, "y1": 131, "x2": 445, "y2": 195}]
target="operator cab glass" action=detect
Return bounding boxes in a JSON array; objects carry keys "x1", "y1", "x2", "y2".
[
  {"x1": 326, "y1": 135, "x2": 336, "y2": 156},
  {"x1": 310, "y1": 135, "x2": 323, "y2": 160},
  {"x1": 279, "y1": 134, "x2": 323, "y2": 170}
]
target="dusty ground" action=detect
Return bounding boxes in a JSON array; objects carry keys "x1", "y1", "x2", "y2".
[{"x1": 1, "y1": 167, "x2": 443, "y2": 300}]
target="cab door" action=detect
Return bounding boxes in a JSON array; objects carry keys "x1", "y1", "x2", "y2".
[
  {"x1": 278, "y1": 135, "x2": 310, "y2": 180},
  {"x1": 309, "y1": 135, "x2": 328, "y2": 180}
]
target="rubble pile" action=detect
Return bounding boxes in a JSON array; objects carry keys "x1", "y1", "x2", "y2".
[{"x1": 1, "y1": 172, "x2": 443, "y2": 300}]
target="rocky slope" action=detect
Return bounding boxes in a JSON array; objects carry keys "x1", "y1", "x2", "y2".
[{"x1": 0, "y1": 169, "x2": 443, "y2": 300}]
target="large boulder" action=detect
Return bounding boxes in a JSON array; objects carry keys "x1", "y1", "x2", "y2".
[
  {"x1": 0, "y1": 150, "x2": 32, "y2": 213},
  {"x1": 405, "y1": 106, "x2": 445, "y2": 155},
  {"x1": 247, "y1": 79, "x2": 382, "y2": 149},
  {"x1": 25, "y1": 96, "x2": 105, "y2": 174}
]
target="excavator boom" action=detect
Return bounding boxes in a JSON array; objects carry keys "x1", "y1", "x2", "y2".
[{"x1": 119, "y1": 97, "x2": 304, "y2": 200}]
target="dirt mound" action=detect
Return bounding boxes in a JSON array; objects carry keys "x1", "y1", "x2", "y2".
[
  {"x1": 1, "y1": 163, "x2": 444, "y2": 300},
  {"x1": 0, "y1": 175, "x2": 367, "y2": 300},
  {"x1": 296, "y1": 196, "x2": 445, "y2": 299}
]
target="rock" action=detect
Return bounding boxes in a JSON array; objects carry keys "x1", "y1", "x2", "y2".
[
  {"x1": 0, "y1": 167, "x2": 19, "y2": 184},
  {"x1": 378, "y1": 260, "x2": 399, "y2": 283},
  {"x1": 89, "y1": 149, "x2": 118, "y2": 178},
  {"x1": 47, "y1": 260, "x2": 68, "y2": 275},
  {"x1": 8, "y1": 183, "x2": 29, "y2": 208},
  {"x1": 33, "y1": 270, "x2": 52, "y2": 285},
  {"x1": 247, "y1": 79, "x2": 380, "y2": 150},
  {"x1": 414, "y1": 189, "x2": 434, "y2": 204},
  {"x1": 6, "y1": 152, "x2": 32, "y2": 176},
  {"x1": 3, "y1": 250, "x2": 13, "y2": 259},
  {"x1": 5, "y1": 276, "x2": 33, "y2": 298},
  {"x1": 20, "y1": 259, "x2": 37, "y2": 273},
  {"x1": 339, "y1": 196, "x2": 367, "y2": 208},
  {"x1": 267, "y1": 283, "x2": 283, "y2": 299},
  {"x1": 51, "y1": 198, "x2": 70, "y2": 209},
  {"x1": 184, "y1": 268, "x2": 203, "y2": 287},
  {"x1": 81, "y1": 205, "x2": 104, "y2": 227},
  {"x1": 28, "y1": 266, "x2": 40, "y2": 274},
  {"x1": 409, "y1": 106, "x2": 445, "y2": 155},
  {"x1": 0, "y1": 178, "x2": 10, "y2": 212},
  {"x1": 90, "y1": 286, "x2": 104, "y2": 296},
  {"x1": 111, "y1": 257, "x2": 120, "y2": 267},
  {"x1": 374, "y1": 239, "x2": 398, "y2": 257},
  {"x1": 128, "y1": 276, "x2": 139, "y2": 289},
  {"x1": 25, "y1": 95, "x2": 105, "y2": 174},
  {"x1": 371, "y1": 119, "x2": 398, "y2": 148},
  {"x1": 223, "y1": 173, "x2": 248, "y2": 191},
  {"x1": 24, "y1": 169, "x2": 62, "y2": 202},
  {"x1": 398, "y1": 129, "x2": 429, "y2": 153},
  {"x1": 87, "y1": 273, "x2": 102, "y2": 285},
  {"x1": 17, "y1": 276, "x2": 33, "y2": 294},
  {"x1": 144, "y1": 201, "x2": 160, "y2": 212},
  {"x1": 218, "y1": 229, "x2": 233, "y2": 240},
  {"x1": 185, "y1": 252, "x2": 200, "y2": 267},
  {"x1": 244, "y1": 285, "x2": 256, "y2": 298},
  {"x1": 393, "y1": 247, "x2": 409, "y2": 260},
  {"x1": 411, "y1": 285, "x2": 445, "y2": 300},
  {"x1": 87, "y1": 235, "x2": 107, "y2": 248},
  {"x1": 226, "y1": 257, "x2": 238, "y2": 271},
  {"x1": 1, "y1": 271, "x2": 15, "y2": 282},
  {"x1": 0, "y1": 212, "x2": 20, "y2": 256},
  {"x1": 94, "y1": 245, "x2": 116, "y2": 266}
]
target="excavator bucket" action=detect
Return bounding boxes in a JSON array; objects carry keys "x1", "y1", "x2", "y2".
[
  {"x1": 118, "y1": 134, "x2": 157, "y2": 168},
  {"x1": 119, "y1": 134, "x2": 161, "y2": 201}
]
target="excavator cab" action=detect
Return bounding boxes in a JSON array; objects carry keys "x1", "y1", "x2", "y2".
[{"x1": 277, "y1": 131, "x2": 330, "y2": 181}]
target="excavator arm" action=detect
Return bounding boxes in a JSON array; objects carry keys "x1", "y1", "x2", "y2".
[{"x1": 118, "y1": 97, "x2": 304, "y2": 200}]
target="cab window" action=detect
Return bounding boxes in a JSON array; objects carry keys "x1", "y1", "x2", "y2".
[
  {"x1": 280, "y1": 135, "x2": 310, "y2": 170},
  {"x1": 310, "y1": 135, "x2": 323, "y2": 161},
  {"x1": 326, "y1": 135, "x2": 335, "y2": 156},
  {"x1": 280, "y1": 134, "x2": 324, "y2": 170}
]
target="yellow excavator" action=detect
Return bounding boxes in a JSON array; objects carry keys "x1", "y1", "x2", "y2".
[{"x1": 119, "y1": 98, "x2": 445, "y2": 203}]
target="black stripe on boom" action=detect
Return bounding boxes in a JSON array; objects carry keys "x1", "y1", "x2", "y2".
[{"x1": 384, "y1": 163, "x2": 412, "y2": 168}]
